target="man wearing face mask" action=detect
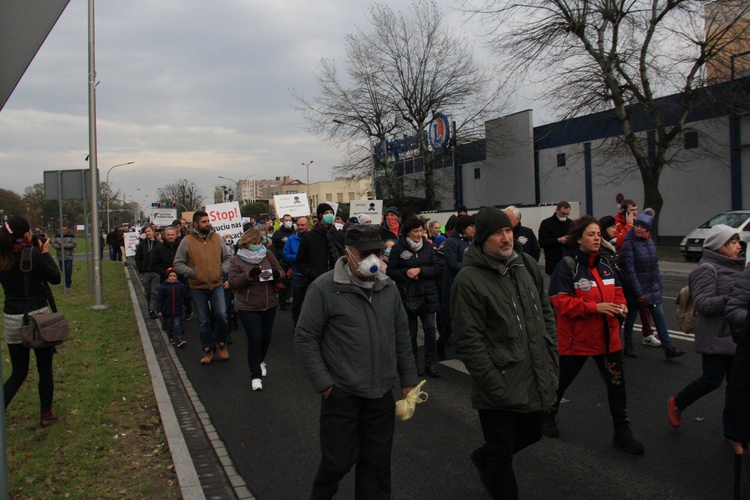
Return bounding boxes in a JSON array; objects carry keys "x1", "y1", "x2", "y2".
[
  {"x1": 538, "y1": 201, "x2": 574, "y2": 275},
  {"x1": 272, "y1": 213, "x2": 296, "y2": 309},
  {"x1": 295, "y1": 203, "x2": 344, "y2": 286},
  {"x1": 295, "y1": 224, "x2": 418, "y2": 499},
  {"x1": 379, "y1": 206, "x2": 401, "y2": 244}
]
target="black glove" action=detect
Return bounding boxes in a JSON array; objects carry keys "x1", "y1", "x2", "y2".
[
  {"x1": 272, "y1": 269, "x2": 282, "y2": 280},
  {"x1": 249, "y1": 267, "x2": 262, "y2": 278}
]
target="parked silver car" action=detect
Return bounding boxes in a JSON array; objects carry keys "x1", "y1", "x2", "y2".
[{"x1": 680, "y1": 210, "x2": 750, "y2": 261}]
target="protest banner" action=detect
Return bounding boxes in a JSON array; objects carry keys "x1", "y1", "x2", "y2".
[
  {"x1": 350, "y1": 200, "x2": 382, "y2": 218},
  {"x1": 206, "y1": 201, "x2": 244, "y2": 247},
  {"x1": 273, "y1": 193, "x2": 310, "y2": 218},
  {"x1": 124, "y1": 231, "x2": 140, "y2": 257},
  {"x1": 145, "y1": 208, "x2": 177, "y2": 226}
]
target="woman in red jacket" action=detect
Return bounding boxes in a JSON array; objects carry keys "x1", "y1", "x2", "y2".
[{"x1": 546, "y1": 216, "x2": 644, "y2": 454}]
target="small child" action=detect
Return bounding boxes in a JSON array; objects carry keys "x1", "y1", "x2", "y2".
[{"x1": 155, "y1": 267, "x2": 188, "y2": 347}]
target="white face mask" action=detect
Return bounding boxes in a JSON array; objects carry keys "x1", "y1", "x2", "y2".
[
  {"x1": 283, "y1": 221, "x2": 293, "y2": 229},
  {"x1": 557, "y1": 215, "x2": 568, "y2": 222},
  {"x1": 349, "y1": 250, "x2": 380, "y2": 277}
]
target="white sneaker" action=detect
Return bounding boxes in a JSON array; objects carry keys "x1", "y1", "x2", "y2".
[
  {"x1": 251, "y1": 379, "x2": 263, "y2": 391},
  {"x1": 641, "y1": 334, "x2": 662, "y2": 347},
  {"x1": 260, "y1": 362, "x2": 268, "y2": 377}
]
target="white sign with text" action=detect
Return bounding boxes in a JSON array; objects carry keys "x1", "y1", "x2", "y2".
[
  {"x1": 273, "y1": 193, "x2": 310, "y2": 218},
  {"x1": 350, "y1": 200, "x2": 382, "y2": 218},
  {"x1": 206, "y1": 201, "x2": 243, "y2": 247}
]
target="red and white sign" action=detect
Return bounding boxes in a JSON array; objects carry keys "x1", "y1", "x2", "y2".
[{"x1": 206, "y1": 201, "x2": 244, "y2": 247}]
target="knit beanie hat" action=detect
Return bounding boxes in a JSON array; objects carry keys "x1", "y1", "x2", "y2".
[
  {"x1": 316, "y1": 203, "x2": 334, "y2": 218},
  {"x1": 598, "y1": 215, "x2": 616, "y2": 232},
  {"x1": 634, "y1": 213, "x2": 653, "y2": 231},
  {"x1": 474, "y1": 207, "x2": 512, "y2": 247},
  {"x1": 384, "y1": 206, "x2": 400, "y2": 217},
  {"x1": 703, "y1": 224, "x2": 739, "y2": 251},
  {"x1": 357, "y1": 214, "x2": 372, "y2": 225}
]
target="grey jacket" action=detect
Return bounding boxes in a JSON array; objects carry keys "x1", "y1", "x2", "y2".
[
  {"x1": 725, "y1": 261, "x2": 750, "y2": 338},
  {"x1": 51, "y1": 232, "x2": 76, "y2": 261},
  {"x1": 294, "y1": 257, "x2": 419, "y2": 398},
  {"x1": 689, "y1": 250, "x2": 744, "y2": 355}
]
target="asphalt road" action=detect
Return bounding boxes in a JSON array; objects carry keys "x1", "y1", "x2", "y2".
[{"x1": 160, "y1": 267, "x2": 749, "y2": 500}]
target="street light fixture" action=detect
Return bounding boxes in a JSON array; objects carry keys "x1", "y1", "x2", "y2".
[
  {"x1": 302, "y1": 161, "x2": 314, "y2": 211},
  {"x1": 106, "y1": 161, "x2": 134, "y2": 233}
]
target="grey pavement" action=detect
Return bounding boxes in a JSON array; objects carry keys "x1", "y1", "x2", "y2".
[{"x1": 125, "y1": 255, "x2": 750, "y2": 499}]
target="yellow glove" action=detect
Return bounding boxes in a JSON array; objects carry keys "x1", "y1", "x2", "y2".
[{"x1": 395, "y1": 380, "x2": 428, "y2": 421}]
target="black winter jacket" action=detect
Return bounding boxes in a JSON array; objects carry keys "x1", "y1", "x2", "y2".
[
  {"x1": 295, "y1": 223, "x2": 344, "y2": 283},
  {"x1": 151, "y1": 240, "x2": 180, "y2": 281},
  {"x1": 1, "y1": 246, "x2": 62, "y2": 314},
  {"x1": 538, "y1": 214, "x2": 573, "y2": 274},
  {"x1": 386, "y1": 236, "x2": 440, "y2": 314},
  {"x1": 135, "y1": 238, "x2": 162, "y2": 274}
]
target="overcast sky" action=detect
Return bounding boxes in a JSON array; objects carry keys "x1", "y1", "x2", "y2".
[{"x1": 0, "y1": 0, "x2": 542, "y2": 208}]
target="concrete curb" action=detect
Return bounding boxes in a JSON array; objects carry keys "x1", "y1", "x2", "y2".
[{"x1": 125, "y1": 272, "x2": 206, "y2": 499}]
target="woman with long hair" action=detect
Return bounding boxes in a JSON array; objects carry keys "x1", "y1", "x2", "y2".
[
  {"x1": 226, "y1": 228, "x2": 284, "y2": 391},
  {"x1": 0, "y1": 217, "x2": 63, "y2": 426},
  {"x1": 546, "y1": 216, "x2": 644, "y2": 454}
]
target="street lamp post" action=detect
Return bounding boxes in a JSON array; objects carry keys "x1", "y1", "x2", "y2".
[
  {"x1": 106, "y1": 161, "x2": 134, "y2": 233},
  {"x1": 218, "y1": 176, "x2": 239, "y2": 203},
  {"x1": 302, "y1": 161, "x2": 314, "y2": 213}
]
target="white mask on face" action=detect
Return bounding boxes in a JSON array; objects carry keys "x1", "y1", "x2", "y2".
[
  {"x1": 349, "y1": 250, "x2": 380, "y2": 277},
  {"x1": 557, "y1": 215, "x2": 568, "y2": 222},
  {"x1": 283, "y1": 221, "x2": 293, "y2": 229}
]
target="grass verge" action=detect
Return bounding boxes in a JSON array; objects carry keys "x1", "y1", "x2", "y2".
[{"x1": 1, "y1": 260, "x2": 180, "y2": 498}]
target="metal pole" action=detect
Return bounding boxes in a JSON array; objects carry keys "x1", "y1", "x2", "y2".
[
  {"x1": 57, "y1": 172, "x2": 66, "y2": 292},
  {"x1": 88, "y1": 0, "x2": 106, "y2": 309},
  {"x1": 0, "y1": 350, "x2": 8, "y2": 499},
  {"x1": 106, "y1": 162, "x2": 134, "y2": 233}
]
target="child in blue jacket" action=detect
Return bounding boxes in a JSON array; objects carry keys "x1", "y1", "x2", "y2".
[{"x1": 156, "y1": 267, "x2": 188, "y2": 347}]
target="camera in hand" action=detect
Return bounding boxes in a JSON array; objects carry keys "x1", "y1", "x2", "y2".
[{"x1": 31, "y1": 231, "x2": 46, "y2": 248}]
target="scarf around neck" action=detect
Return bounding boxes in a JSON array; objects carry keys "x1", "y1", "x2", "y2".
[
  {"x1": 407, "y1": 236, "x2": 423, "y2": 252},
  {"x1": 237, "y1": 246, "x2": 267, "y2": 265}
]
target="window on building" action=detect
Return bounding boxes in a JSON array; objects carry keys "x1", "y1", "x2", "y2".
[
  {"x1": 684, "y1": 131, "x2": 699, "y2": 150},
  {"x1": 337, "y1": 193, "x2": 344, "y2": 203},
  {"x1": 474, "y1": 167, "x2": 481, "y2": 179},
  {"x1": 557, "y1": 153, "x2": 566, "y2": 167},
  {"x1": 348, "y1": 191, "x2": 355, "y2": 201},
  {"x1": 325, "y1": 193, "x2": 332, "y2": 201}
]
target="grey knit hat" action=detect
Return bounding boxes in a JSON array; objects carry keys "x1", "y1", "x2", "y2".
[
  {"x1": 474, "y1": 207, "x2": 512, "y2": 246},
  {"x1": 703, "y1": 224, "x2": 739, "y2": 251}
]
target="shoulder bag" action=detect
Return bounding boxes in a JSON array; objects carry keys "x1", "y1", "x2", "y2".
[{"x1": 19, "y1": 247, "x2": 70, "y2": 348}]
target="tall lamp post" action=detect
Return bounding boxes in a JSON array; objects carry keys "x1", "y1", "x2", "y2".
[
  {"x1": 218, "y1": 176, "x2": 238, "y2": 203},
  {"x1": 302, "y1": 161, "x2": 314, "y2": 212},
  {"x1": 106, "y1": 161, "x2": 134, "y2": 232}
]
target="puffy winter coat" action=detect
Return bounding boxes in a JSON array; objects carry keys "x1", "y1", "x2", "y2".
[
  {"x1": 441, "y1": 230, "x2": 471, "y2": 303},
  {"x1": 619, "y1": 228, "x2": 662, "y2": 305},
  {"x1": 450, "y1": 242, "x2": 559, "y2": 412},
  {"x1": 689, "y1": 249, "x2": 744, "y2": 355},
  {"x1": 386, "y1": 236, "x2": 441, "y2": 314},
  {"x1": 724, "y1": 318, "x2": 750, "y2": 444},
  {"x1": 549, "y1": 248, "x2": 626, "y2": 356},
  {"x1": 155, "y1": 280, "x2": 188, "y2": 316},
  {"x1": 722, "y1": 259, "x2": 750, "y2": 339}
]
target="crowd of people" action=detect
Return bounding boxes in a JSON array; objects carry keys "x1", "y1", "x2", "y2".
[{"x1": 2, "y1": 198, "x2": 749, "y2": 499}]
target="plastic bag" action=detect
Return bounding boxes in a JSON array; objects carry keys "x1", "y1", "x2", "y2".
[{"x1": 395, "y1": 380, "x2": 428, "y2": 421}]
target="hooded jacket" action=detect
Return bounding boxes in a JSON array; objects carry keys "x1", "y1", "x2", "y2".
[
  {"x1": 441, "y1": 229, "x2": 471, "y2": 302},
  {"x1": 549, "y1": 248, "x2": 626, "y2": 356},
  {"x1": 155, "y1": 280, "x2": 188, "y2": 316},
  {"x1": 450, "y1": 242, "x2": 559, "y2": 412},
  {"x1": 173, "y1": 226, "x2": 233, "y2": 290},
  {"x1": 295, "y1": 257, "x2": 419, "y2": 398},
  {"x1": 689, "y1": 249, "x2": 744, "y2": 355}
]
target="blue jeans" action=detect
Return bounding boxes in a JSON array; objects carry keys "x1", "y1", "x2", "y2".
[
  {"x1": 191, "y1": 286, "x2": 228, "y2": 349},
  {"x1": 408, "y1": 311, "x2": 437, "y2": 369},
  {"x1": 675, "y1": 354, "x2": 733, "y2": 411},
  {"x1": 237, "y1": 308, "x2": 277, "y2": 380},
  {"x1": 623, "y1": 302, "x2": 674, "y2": 349},
  {"x1": 292, "y1": 275, "x2": 309, "y2": 327},
  {"x1": 59, "y1": 260, "x2": 73, "y2": 288},
  {"x1": 163, "y1": 314, "x2": 183, "y2": 340}
]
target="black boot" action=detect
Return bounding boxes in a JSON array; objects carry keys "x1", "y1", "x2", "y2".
[{"x1": 613, "y1": 426, "x2": 645, "y2": 454}]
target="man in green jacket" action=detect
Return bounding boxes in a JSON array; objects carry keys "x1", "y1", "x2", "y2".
[{"x1": 451, "y1": 207, "x2": 559, "y2": 500}]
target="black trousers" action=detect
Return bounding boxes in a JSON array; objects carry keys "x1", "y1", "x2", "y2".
[
  {"x1": 312, "y1": 387, "x2": 395, "y2": 500},
  {"x1": 4, "y1": 343, "x2": 55, "y2": 410},
  {"x1": 476, "y1": 409, "x2": 544, "y2": 500},
  {"x1": 553, "y1": 351, "x2": 629, "y2": 430}
]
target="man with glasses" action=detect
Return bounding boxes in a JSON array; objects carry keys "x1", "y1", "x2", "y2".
[{"x1": 538, "y1": 201, "x2": 574, "y2": 275}]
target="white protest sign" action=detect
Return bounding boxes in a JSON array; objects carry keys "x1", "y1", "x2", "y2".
[
  {"x1": 273, "y1": 193, "x2": 310, "y2": 218},
  {"x1": 323, "y1": 201, "x2": 339, "y2": 215},
  {"x1": 124, "y1": 232, "x2": 140, "y2": 257},
  {"x1": 146, "y1": 208, "x2": 177, "y2": 226},
  {"x1": 206, "y1": 201, "x2": 243, "y2": 247},
  {"x1": 350, "y1": 200, "x2": 382, "y2": 218}
]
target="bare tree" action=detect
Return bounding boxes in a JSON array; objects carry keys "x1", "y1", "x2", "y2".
[
  {"x1": 466, "y1": 0, "x2": 750, "y2": 234},
  {"x1": 157, "y1": 178, "x2": 205, "y2": 211},
  {"x1": 297, "y1": 0, "x2": 507, "y2": 208}
]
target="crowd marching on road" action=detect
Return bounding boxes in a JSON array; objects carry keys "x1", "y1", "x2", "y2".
[{"x1": 5, "y1": 198, "x2": 749, "y2": 499}]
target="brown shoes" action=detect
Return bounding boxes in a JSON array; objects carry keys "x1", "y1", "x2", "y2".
[
  {"x1": 665, "y1": 346, "x2": 686, "y2": 359},
  {"x1": 623, "y1": 346, "x2": 638, "y2": 358},
  {"x1": 40, "y1": 407, "x2": 62, "y2": 428},
  {"x1": 217, "y1": 342, "x2": 229, "y2": 361},
  {"x1": 200, "y1": 348, "x2": 214, "y2": 365}
]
